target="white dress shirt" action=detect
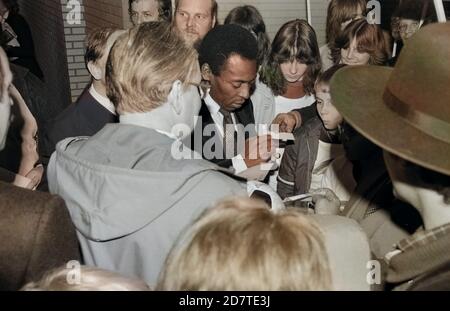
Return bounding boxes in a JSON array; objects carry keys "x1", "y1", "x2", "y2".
[
  {"x1": 89, "y1": 84, "x2": 116, "y2": 116},
  {"x1": 203, "y1": 93, "x2": 248, "y2": 173}
]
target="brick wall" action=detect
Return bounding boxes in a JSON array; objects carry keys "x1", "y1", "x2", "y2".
[
  {"x1": 73, "y1": 0, "x2": 128, "y2": 101},
  {"x1": 61, "y1": 0, "x2": 90, "y2": 102},
  {"x1": 84, "y1": 0, "x2": 128, "y2": 32},
  {"x1": 18, "y1": 0, "x2": 71, "y2": 115}
]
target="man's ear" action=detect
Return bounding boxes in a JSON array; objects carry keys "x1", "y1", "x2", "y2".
[
  {"x1": 201, "y1": 63, "x2": 212, "y2": 81},
  {"x1": 87, "y1": 61, "x2": 102, "y2": 81},
  {"x1": 168, "y1": 80, "x2": 183, "y2": 115}
]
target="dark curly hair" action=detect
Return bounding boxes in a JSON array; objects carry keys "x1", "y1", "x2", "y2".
[
  {"x1": 260, "y1": 19, "x2": 321, "y2": 96},
  {"x1": 198, "y1": 24, "x2": 257, "y2": 76},
  {"x1": 128, "y1": 0, "x2": 172, "y2": 22},
  {"x1": 224, "y1": 5, "x2": 270, "y2": 67},
  {"x1": 1, "y1": 0, "x2": 19, "y2": 14}
]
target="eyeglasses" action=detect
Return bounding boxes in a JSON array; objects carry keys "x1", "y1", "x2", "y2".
[{"x1": 399, "y1": 21, "x2": 421, "y2": 34}]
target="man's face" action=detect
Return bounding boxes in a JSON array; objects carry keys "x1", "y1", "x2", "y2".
[
  {"x1": 399, "y1": 18, "x2": 420, "y2": 42},
  {"x1": 130, "y1": 0, "x2": 159, "y2": 26},
  {"x1": 207, "y1": 54, "x2": 257, "y2": 112},
  {"x1": 315, "y1": 83, "x2": 342, "y2": 130},
  {"x1": 174, "y1": 0, "x2": 215, "y2": 46}
]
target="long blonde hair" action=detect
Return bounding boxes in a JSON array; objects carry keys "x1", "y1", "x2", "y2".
[{"x1": 157, "y1": 197, "x2": 332, "y2": 290}]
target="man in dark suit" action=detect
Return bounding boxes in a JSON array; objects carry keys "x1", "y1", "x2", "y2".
[
  {"x1": 40, "y1": 27, "x2": 125, "y2": 167},
  {"x1": 0, "y1": 46, "x2": 80, "y2": 291},
  {"x1": 190, "y1": 24, "x2": 275, "y2": 173}
]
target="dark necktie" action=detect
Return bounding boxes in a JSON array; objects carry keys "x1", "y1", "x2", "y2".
[{"x1": 219, "y1": 108, "x2": 237, "y2": 158}]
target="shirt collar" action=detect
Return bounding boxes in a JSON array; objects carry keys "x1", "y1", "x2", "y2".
[
  {"x1": 2, "y1": 10, "x2": 9, "y2": 20},
  {"x1": 203, "y1": 91, "x2": 222, "y2": 116},
  {"x1": 396, "y1": 222, "x2": 450, "y2": 252},
  {"x1": 119, "y1": 112, "x2": 177, "y2": 140},
  {"x1": 89, "y1": 84, "x2": 116, "y2": 115},
  {"x1": 385, "y1": 222, "x2": 450, "y2": 264}
]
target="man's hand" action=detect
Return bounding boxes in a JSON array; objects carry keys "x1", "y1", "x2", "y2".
[
  {"x1": 0, "y1": 47, "x2": 12, "y2": 105},
  {"x1": 24, "y1": 165, "x2": 44, "y2": 190},
  {"x1": 272, "y1": 111, "x2": 301, "y2": 133},
  {"x1": 243, "y1": 134, "x2": 278, "y2": 168},
  {"x1": 312, "y1": 188, "x2": 342, "y2": 215},
  {"x1": 13, "y1": 165, "x2": 43, "y2": 190}
]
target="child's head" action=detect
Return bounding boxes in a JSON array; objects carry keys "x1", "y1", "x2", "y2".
[
  {"x1": 21, "y1": 265, "x2": 150, "y2": 291},
  {"x1": 260, "y1": 19, "x2": 321, "y2": 96},
  {"x1": 332, "y1": 19, "x2": 388, "y2": 66},
  {"x1": 315, "y1": 64, "x2": 346, "y2": 130},
  {"x1": 326, "y1": 0, "x2": 367, "y2": 45},
  {"x1": 157, "y1": 197, "x2": 332, "y2": 291}
]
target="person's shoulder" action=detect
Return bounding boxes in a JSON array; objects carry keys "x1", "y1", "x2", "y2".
[
  {"x1": 253, "y1": 76, "x2": 274, "y2": 97},
  {"x1": 43, "y1": 103, "x2": 81, "y2": 140},
  {"x1": 0, "y1": 181, "x2": 65, "y2": 212},
  {"x1": 197, "y1": 168, "x2": 246, "y2": 193},
  {"x1": 6, "y1": 12, "x2": 29, "y2": 27},
  {"x1": 293, "y1": 116, "x2": 322, "y2": 139}
]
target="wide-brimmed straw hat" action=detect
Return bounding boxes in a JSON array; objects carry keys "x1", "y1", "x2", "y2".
[{"x1": 330, "y1": 22, "x2": 450, "y2": 175}]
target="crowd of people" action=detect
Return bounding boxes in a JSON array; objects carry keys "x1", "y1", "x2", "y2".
[{"x1": 0, "y1": 0, "x2": 449, "y2": 291}]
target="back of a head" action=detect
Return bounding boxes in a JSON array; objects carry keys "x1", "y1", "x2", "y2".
[
  {"x1": 198, "y1": 24, "x2": 258, "y2": 76},
  {"x1": 106, "y1": 21, "x2": 199, "y2": 114},
  {"x1": 21, "y1": 265, "x2": 150, "y2": 291},
  {"x1": 326, "y1": 0, "x2": 367, "y2": 45},
  {"x1": 157, "y1": 197, "x2": 332, "y2": 291},
  {"x1": 316, "y1": 64, "x2": 347, "y2": 88},
  {"x1": 84, "y1": 27, "x2": 119, "y2": 65},
  {"x1": 224, "y1": 5, "x2": 270, "y2": 66}
]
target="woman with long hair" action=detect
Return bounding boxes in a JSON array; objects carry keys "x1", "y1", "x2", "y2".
[{"x1": 256, "y1": 19, "x2": 321, "y2": 189}]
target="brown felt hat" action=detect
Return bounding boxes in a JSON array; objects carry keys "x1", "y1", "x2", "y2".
[{"x1": 330, "y1": 22, "x2": 450, "y2": 176}]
